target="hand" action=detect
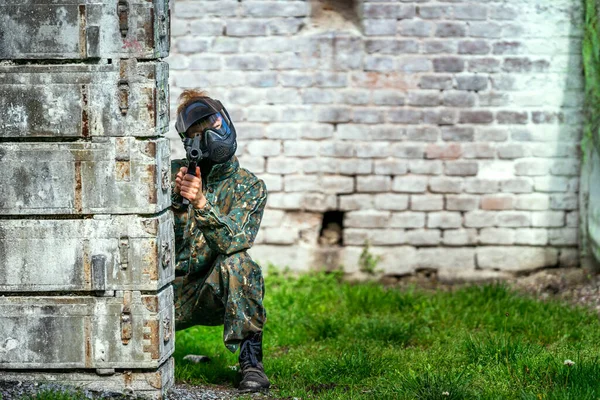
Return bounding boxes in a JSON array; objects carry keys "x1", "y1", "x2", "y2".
[{"x1": 176, "y1": 166, "x2": 207, "y2": 209}]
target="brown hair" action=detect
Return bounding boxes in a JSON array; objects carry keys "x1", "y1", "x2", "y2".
[{"x1": 176, "y1": 88, "x2": 210, "y2": 116}]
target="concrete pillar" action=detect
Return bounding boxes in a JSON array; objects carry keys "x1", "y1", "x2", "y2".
[{"x1": 0, "y1": 1, "x2": 174, "y2": 398}]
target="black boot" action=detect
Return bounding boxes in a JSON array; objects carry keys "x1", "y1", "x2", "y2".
[{"x1": 238, "y1": 332, "x2": 270, "y2": 392}]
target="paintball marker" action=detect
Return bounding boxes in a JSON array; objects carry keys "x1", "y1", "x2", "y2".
[{"x1": 182, "y1": 135, "x2": 205, "y2": 206}]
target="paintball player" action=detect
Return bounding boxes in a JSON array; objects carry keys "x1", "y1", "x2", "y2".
[{"x1": 171, "y1": 89, "x2": 270, "y2": 392}]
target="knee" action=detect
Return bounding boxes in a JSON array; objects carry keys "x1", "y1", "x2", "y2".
[{"x1": 215, "y1": 251, "x2": 261, "y2": 279}]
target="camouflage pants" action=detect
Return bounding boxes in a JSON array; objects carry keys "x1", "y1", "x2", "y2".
[{"x1": 173, "y1": 251, "x2": 266, "y2": 353}]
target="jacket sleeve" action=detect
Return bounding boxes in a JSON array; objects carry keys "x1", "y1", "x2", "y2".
[
  {"x1": 170, "y1": 159, "x2": 189, "y2": 245},
  {"x1": 193, "y1": 179, "x2": 267, "y2": 255}
]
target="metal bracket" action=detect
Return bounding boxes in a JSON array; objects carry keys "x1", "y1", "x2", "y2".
[
  {"x1": 118, "y1": 81, "x2": 129, "y2": 116},
  {"x1": 121, "y1": 291, "x2": 132, "y2": 345},
  {"x1": 118, "y1": 1, "x2": 129, "y2": 38}
]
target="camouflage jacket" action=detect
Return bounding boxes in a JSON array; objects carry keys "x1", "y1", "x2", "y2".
[{"x1": 170, "y1": 156, "x2": 267, "y2": 277}]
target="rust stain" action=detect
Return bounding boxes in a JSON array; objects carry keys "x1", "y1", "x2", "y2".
[
  {"x1": 142, "y1": 141, "x2": 157, "y2": 157},
  {"x1": 142, "y1": 296, "x2": 159, "y2": 313},
  {"x1": 152, "y1": 87, "x2": 157, "y2": 127},
  {"x1": 142, "y1": 243, "x2": 159, "y2": 282},
  {"x1": 83, "y1": 239, "x2": 91, "y2": 290},
  {"x1": 145, "y1": 164, "x2": 158, "y2": 204},
  {"x1": 80, "y1": 84, "x2": 89, "y2": 138},
  {"x1": 143, "y1": 320, "x2": 160, "y2": 360},
  {"x1": 123, "y1": 371, "x2": 133, "y2": 387},
  {"x1": 115, "y1": 161, "x2": 131, "y2": 181},
  {"x1": 147, "y1": 7, "x2": 155, "y2": 50},
  {"x1": 84, "y1": 316, "x2": 92, "y2": 368},
  {"x1": 74, "y1": 161, "x2": 83, "y2": 213},
  {"x1": 145, "y1": 372, "x2": 163, "y2": 389},
  {"x1": 78, "y1": 5, "x2": 87, "y2": 58}
]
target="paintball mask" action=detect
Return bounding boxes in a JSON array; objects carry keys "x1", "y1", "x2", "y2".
[{"x1": 175, "y1": 97, "x2": 237, "y2": 164}]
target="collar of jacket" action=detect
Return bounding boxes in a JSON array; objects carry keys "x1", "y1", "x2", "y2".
[{"x1": 206, "y1": 156, "x2": 239, "y2": 183}]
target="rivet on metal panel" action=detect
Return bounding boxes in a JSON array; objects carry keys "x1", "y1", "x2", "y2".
[
  {"x1": 118, "y1": 1, "x2": 129, "y2": 38},
  {"x1": 158, "y1": 12, "x2": 167, "y2": 38},
  {"x1": 118, "y1": 81, "x2": 129, "y2": 115},
  {"x1": 121, "y1": 291, "x2": 133, "y2": 345},
  {"x1": 119, "y1": 237, "x2": 130, "y2": 270}
]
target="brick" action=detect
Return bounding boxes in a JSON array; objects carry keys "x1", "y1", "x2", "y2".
[
  {"x1": 338, "y1": 159, "x2": 373, "y2": 175},
  {"x1": 446, "y1": 195, "x2": 479, "y2": 211},
  {"x1": 365, "y1": 56, "x2": 395, "y2": 72},
  {"x1": 515, "y1": 229, "x2": 548, "y2": 245},
  {"x1": 396, "y1": 57, "x2": 432, "y2": 73},
  {"x1": 464, "y1": 211, "x2": 497, "y2": 228},
  {"x1": 390, "y1": 212, "x2": 426, "y2": 228},
  {"x1": 423, "y1": 110, "x2": 458, "y2": 125},
  {"x1": 371, "y1": 229, "x2": 409, "y2": 246},
  {"x1": 280, "y1": 72, "x2": 313, "y2": 88},
  {"x1": 445, "y1": 161, "x2": 478, "y2": 176},
  {"x1": 479, "y1": 228, "x2": 515, "y2": 245},
  {"x1": 469, "y1": 58, "x2": 502, "y2": 73},
  {"x1": 426, "y1": 143, "x2": 463, "y2": 160},
  {"x1": 462, "y1": 143, "x2": 496, "y2": 159},
  {"x1": 497, "y1": 144, "x2": 527, "y2": 159},
  {"x1": 302, "y1": 158, "x2": 337, "y2": 174},
  {"x1": 418, "y1": 5, "x2": 453, "y2": 19},
  {"x1": 225, "y1": 55, "x2": 269, "y2": 70},
  {"x1": 175, "y1": 2, "x2": 237, "y2": 18},
  {"x1": 356, "y1": 176, "x2": 392, "y2": 192},
  {"x1": 238, "y1": 155, "x2": 265, "y2": 173},
  {"x1": 241, "y1": 1, "x2": 308, "y2": 17},
  {"x1": 497, "y1": 111, "x2": 529, "y2": 124},
  {"x1": 497, "y1": 211, "x2": 530, "y2": 227},
  {"x1": 531, "y1": 111, "x2": 563, "y2": 124},
  {"x1": 356, "y1": 142, "x2": 392, "y2": 158},
  {"x1": 478, "y1": 92, "x2": 511, "y2": 106},
  {"x1": 435, "y1": 22, "x2": 467, "y2": 37},
  {"x1": 284, "y1": 175, "x2": 319, "y2": 192},
  {"x1": 371, "y1": 126, "x2": 407, "y2": 141},
  {"x1": 468, "y1": 22, "x2": 502, "y2": 38},
  {"x1": 441, "y1": 127, "x2": 475, "y2": 142},
  {"x1": 319, "y1": 141, "x2": 355, "y2": 158},
  {"x1": 317, "y1": 107, "x2": 352, "y2": 123},
  {"x1": 388, "y1": 109, "x2": 423, "y2": 124},
  {"x1": 338, "y1": 194, "x2": 375, "y2": 211},
  {"x1": 456, "y1": 75, "x2": 489, "y2": 91},
  {"x1": 267, "y1": 18, "x2": 304, "y2": 35},
  {"x1": 363, "y1": 3, "x2": 415, "y2": 19},
  {"x1": 411, "y1": 195, "x2": 444, "y2": 211},
  {"x1": 407, "y1": 229, "x2": 442, "y2": 246},
  {"x1": 176, "y1": 37, "x2": 210, "y2": 53},
  {"x1": 429, "y1": 177, "x2": 463, "y2": 193},
  {"x1": 501, "y1": 178, "x2": 533, "y2": 193},
  {"x1": 559, "y1": 248, "x2": 579, "y2": 268},
  {"x1": 548, "y1": 228, "x2": 578, "y2": 246},
  {"x1": 392, "y1": 176, "x2": 428, "y2": 193},
  {"x1": 374, "y1": 160, "x2": 409, "y2": 175},
  {"x1": 459, "y1": 111, "x2": 494, "y2": 124},
  {"x1": 321, "y1": 176, "x2": 354, "y2": 194},
  {"x1": 226, "y1": 20, "x2": 268, "y2": 36},
  {"x1": 314, "y1": 72, "x2": 348, "y2": 88},
  {"x1": 366, "y1": 39, "x2": 419, "y2": 54},
  {"x1": 481, "y1": 195, "x2": 514, "y2": 210},
  {"x1": 407, "y1": 127, "x2": 440, "y2": 142},
  {"x1": 493, "y1": 41, "x2": 524, "y2": 55},
  {"x1": 477, "y1": 247, "x2": 558, "y2": 272},
  {"x1": 336, "y1": 125, "x2": 369, "y2": 141},
  {"x1": 443, "y1": 229, "x2": 478, "y2": 246},
  {"x1": 417, "y1": 248, "x2": 475, "y2": 270},
  {"x1": 410, "y1": 160, "x2": 443, "y2": 175},
  {"x1": 299, "y1": 123, "x2": 335, "y2": 140},
  {"x1": 443, "y1": 91, "x2": 477, "y2": 107},
  {"x1": 262, "y1": 227, "x2": 299, "y2": 244},
  {"x1": 261, "y1": 174, "x2": 283, "y2": 192},
  {"x1": 343, "y1": 229, "x2": 370, "y2": 246},
  {"x1": 550, "y1": 194, "x2": 578, "y2": 210},
  {"x1": 247, "y1": 140, "x2": 281, "y2": 156},
  {"x1": 273, "y1": 139, "x2": 315, "y2": 157},
  {"x1": 490, "y1": 5, "x2": 518, "y2": 20},
  {"x1": 458, "y1": 40, "x2": 491, "y2": 55},
  {"x1": 352, "y1": 109, "x2": 386, "y2": 124},
  {"x1": 454, "y1": 5, "x2": 487, "y2": 20},
  {"x1": 566, "y1": 212, "x2": 579, "y2": 228},
  {"x1": 246, "y1": 72, "x2": 278, "y2": 87},
  {"x1": 372, "y1": 90, "x2": 406, "y2": 106},
  {"x1": 534, "y1": 177, "x2": 569, "y2": 192},
  {"x1": 338, "y1": 90, "x2": 371, "y2": 105},
  {"x1": 433, "y1": 57, "x2": 465, "y2": 72},
  {"x1": 398, "y1": 20, "x2": 436, "y2": 37},
  {"x1": 465, "y1": 179, "x2": 499, "y2": 194},
  {"x1": 515, "y1": 194, "x2": 550, "y2": 210},
  {"x1": 423, "y1": 40, "x2": 458, "y2": 54},
  {"x1": 268, "y1": 193, "x2": 303, "y2": 209},
  {"x1": 374, "y1": 194, "x2": 410, "y2": 211},
  {"x1": 419, "y1": 75, "x2": 454, "y2": 90},
  {"x1": 407, "y1": 92, "x2": 441, "y2": 107},
  {"x1": 345, "y1": 210, "x2": 391, "y2": 228},
  {"x1": 551, "y1": 160, "x2": 580, "y2": 176},
  {"x1": 531, "y1": 211, "x2": 565, "y2": 227},
  {"x1": 363, "y1": 19, "x2": 397, "y2": 36},
  {"x1": 514, "y1": 159, "x2": 551, "y2": 176},
  {"x1": 428, "y1": 212, "x2": 462, "y2": 228},
  {"x1": 393, "y1": 143, "x2": 426, "y2": 159}
]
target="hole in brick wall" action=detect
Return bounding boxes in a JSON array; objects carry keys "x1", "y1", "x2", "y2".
[
  {"x1": 309, "y1": 0, "x2": 360, "y2": 32},
  {"x1": 319, "y1": 210, "x2": 345, "y2": 246}
]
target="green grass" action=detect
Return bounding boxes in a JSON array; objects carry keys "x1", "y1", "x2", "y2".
[{"x1": 176, "y1": 271, "x2": 600, "y2": 399}]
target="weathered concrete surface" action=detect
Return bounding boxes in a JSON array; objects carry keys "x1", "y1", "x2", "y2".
[
  {"x1": 0, "y1": 61, "x2": 169, "y2": 138},
  {"x1": 0, "y1": 357, "x2": 174, "y2": 400},
  {"x1": 0, "y1": 286, "x2": 174, "y2": 369},
  {"x1": 0, "y1": 137, "x2": 171, "y2": 215},
  {"x1": 0, "y1": 212, "x2": 174, "y2": 292},
  {"x1": 0, "y1": 0, "x2": 170, "y2": 60}
]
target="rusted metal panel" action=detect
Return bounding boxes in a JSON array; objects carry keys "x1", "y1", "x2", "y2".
[
  {"x1": 0, "y1": 286, "x2": 174, "y2": 369},
  {"x1": 0, "y1": 60, "x2": 169, "y2": 138},
  {"x1": 0, "y1": 357, "x2": 174, "y2": 399},
  {"x1": 0, "y1": 0, "x2": 170, "y2": 60},
  {"x1": 0, "y1": 213, "x2": 175, "y2": 292},
  {"x1": 0, "y1": 137, "x2": 171, "y2": 214}
]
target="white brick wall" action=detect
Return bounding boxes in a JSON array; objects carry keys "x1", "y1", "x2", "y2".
[{"x1": 168, "y1": 0, "x2": 583, "y2": 278}]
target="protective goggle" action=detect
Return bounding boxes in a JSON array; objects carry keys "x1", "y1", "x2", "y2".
[{"x1": 177, "y1": 111, "x2": 231, "y2": 140}]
